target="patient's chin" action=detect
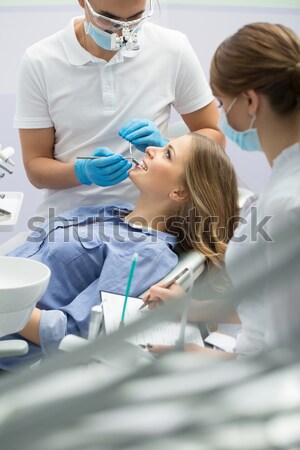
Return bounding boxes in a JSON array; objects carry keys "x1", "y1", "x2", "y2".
[
  {"x1": 128, "y1": 170, "x2": 137, "y2": 182},
  {"x1": 129, "y1": 167, "x2": 140, "y2": 178},
  {"x1": 129, "y1": 169, "x2": 143, "y2": 190}
]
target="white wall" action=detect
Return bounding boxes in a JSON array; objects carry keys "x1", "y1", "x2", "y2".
[
  {"x1": 0, "y1": 3, "x2": 299, "y2": 243},
  {"x1": 158, "y1": 3, "x2": 300, "y2": 191},
  {"x1": 0, "y1": 5, "x2": 82, "y2": 243}
]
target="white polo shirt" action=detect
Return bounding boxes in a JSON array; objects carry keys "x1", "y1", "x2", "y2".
[{"x1": 14, "y1": 17, "x2": 213, "y2": 217}]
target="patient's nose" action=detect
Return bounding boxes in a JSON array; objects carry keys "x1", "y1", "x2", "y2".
[{"x1": 145, "y1": 147, "x2": 157, "y2": 159}]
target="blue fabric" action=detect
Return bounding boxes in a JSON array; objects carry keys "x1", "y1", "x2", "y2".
[{"x1": 0, "y1": 203, "x2": 178, "y2": 370}]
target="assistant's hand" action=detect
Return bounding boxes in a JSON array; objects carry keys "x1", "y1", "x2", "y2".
[
  {"x1": 147, "y1": 343, "x2": 208, "y2": 354},
  {"x1": 119, "y1": 119, "x2": 169, "y2": 152},
  {"x1": 143, "y1": 282, "x2": 185, "y2": 310},
  {"x1": 147, "y1": 344, "x2": 234, "y2": 358},
  {"x1": 74, "y1": 147, "x2": 132, "y2": 186}
]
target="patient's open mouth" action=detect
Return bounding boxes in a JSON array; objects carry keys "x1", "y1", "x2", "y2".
[{"x1": 138, "y1": 160, "x2": 148, "y2": 171}]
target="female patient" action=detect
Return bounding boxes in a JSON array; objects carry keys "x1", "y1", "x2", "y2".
[{"x1": 1, "y1": 133, "x2": 238, "y2": 370}]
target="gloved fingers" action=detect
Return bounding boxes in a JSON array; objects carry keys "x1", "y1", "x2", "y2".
[
  {"x1": 107, "y1": 171, "x2": 131, "y2": 186},
  {"x1": 92, "y1": 147, "x2": 117, "y2": 158},
  {"x1": 130, "y1": 136, "x2": 159, "y2": 148},
  {"x1": 89, "y1": 161, "x2": 132, "y2": 178},
  {"x1": 100, "y1": 166, "x2": 131, "y2": 186},
  {"x1": 119, "y1": 119, "x2": 151, "y2": 138},
  {"x1": 119, "y1": 118, "x2": 150, "y2": 135},
  {"x1": 109, "y1": 161, "x2": 132, "y2": 179},
  {"x1": 119, "y1": 119, "x2": 137, "y2": 135},
  {"x1": 90, "y1": 154, "x2": 124, "y2": 169},
  {"x1": 123, "y1": 126, "x2": 155, "y2": 143},
  {"x1": 92, "y1": 159, "x2": 132, "y2": 179},
  {"x1": 97, "y1": 160, "x2": 131, "y2": 178}
]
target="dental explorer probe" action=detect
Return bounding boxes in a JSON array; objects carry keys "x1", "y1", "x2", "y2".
[{"x1": 76, "y1": 156, "x2": 145, "y2": 169}]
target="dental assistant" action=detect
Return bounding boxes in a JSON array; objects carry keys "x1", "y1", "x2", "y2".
[
  {"x1": 213, "y1": 22, "x2": 300, "y2": 354},
  {"x1": 146, "y1": 22, "x2": 300, "y2": 357},
  {"x1": 14, "y1": 0, "x2": 223, "y2": 218}
]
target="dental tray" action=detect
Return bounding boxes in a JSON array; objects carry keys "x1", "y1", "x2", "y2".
[{"x1": 0, "y1": 192, "x2": 24, "y2": 231}]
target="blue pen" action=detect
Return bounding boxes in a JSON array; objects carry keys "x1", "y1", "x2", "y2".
[{"x1": 120, "y1": 252, "x2": 139, "y2": 328}]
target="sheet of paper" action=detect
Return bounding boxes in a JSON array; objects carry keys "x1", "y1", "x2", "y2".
[
  {"x1": 204, "y1": 331, "x2": 236, "y2": 352},
  {"x1": 101, "y1": 291, "x2": 203, "y2": 347}
]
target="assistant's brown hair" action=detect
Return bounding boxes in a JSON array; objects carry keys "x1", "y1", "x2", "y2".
[
  {"x1": 210, "y1": 22, "x2": 300, "y2": 114},
  {"x1": 168, "y1": 133, "x2": 239, "y2": 268}
]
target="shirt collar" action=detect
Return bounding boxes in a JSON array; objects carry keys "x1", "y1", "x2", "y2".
[
  {"x1": 31, "y1": 201, "x2": 178, "y2": 249},
  {"x1": 272, "y1": 142, "x2": 300, "y2": 174},
  {"x1": 123, "y1": 221, "x2": 178, "y2": 249},
  {"x1": 61, "y1": 17, "x2": 144, "y2": 67},
  {"x1": 73, "y1": 204, "x2": 178, "y2": 248},
  {"x1": 110, "y1": 205, "x2": 178, "y2": 248}
]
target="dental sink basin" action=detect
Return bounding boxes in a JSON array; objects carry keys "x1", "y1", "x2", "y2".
[{"x1": 0, "y1": 257, "x2": 50, "y2": 337}]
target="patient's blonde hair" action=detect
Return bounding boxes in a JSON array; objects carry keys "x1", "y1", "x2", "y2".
[{"x1": 168, "y1": 133, "x2": 239, "y2": 268}]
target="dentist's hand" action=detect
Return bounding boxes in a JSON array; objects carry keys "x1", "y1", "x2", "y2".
[
  {"x1": 119, "y1": 119, "x2": 169, "y2": 152},
  {"x1": 74, "y1": 148, "x2": 132, "y2": 187}
]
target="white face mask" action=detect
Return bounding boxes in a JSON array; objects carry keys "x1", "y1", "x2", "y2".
[{"x1": 218, "y1": 97, "x2": 263, "y2": 152}]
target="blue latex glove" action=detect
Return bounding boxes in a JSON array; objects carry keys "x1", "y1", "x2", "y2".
[
  {"x1": 74, "y1": 147, "x2": 132, "y2": 187},
  {"x1": 119, "y1": 119, "x2": 169, "y2": 152}
]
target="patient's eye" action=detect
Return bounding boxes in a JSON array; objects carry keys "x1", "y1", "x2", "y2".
[{"x1": 164, "y1": 149, "x2": 171, "y2": 159}]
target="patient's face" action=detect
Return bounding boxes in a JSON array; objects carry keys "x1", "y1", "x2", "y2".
[{"x1": 130, "y1": 134, "x2": 192, "y2": 200}]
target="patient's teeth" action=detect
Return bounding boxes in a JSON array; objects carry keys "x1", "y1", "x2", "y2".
[{"x1": 139, "y1": 160, "x2": 147, "y2": 171}]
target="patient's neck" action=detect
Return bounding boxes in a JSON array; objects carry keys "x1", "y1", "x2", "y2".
[{"x1": 124, "y1": 197, "x2": 177, "y2": 232}]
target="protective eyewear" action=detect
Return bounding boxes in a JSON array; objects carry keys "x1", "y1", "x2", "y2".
[{"x1": 85, "y1": 0, "x2": 154, "y2": 33}]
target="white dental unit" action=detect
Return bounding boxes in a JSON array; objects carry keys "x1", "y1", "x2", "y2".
[
  {"x1": 0, "y1": 144, "x2": 50, "y2": 358},
  {"x1": 0, "y1": 145, "x2": 24, "y2": 232}
]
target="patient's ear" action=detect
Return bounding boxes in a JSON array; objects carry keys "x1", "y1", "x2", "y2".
[{"x1": 169, "y1": 187, "x2": 189, "y2": 203}]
